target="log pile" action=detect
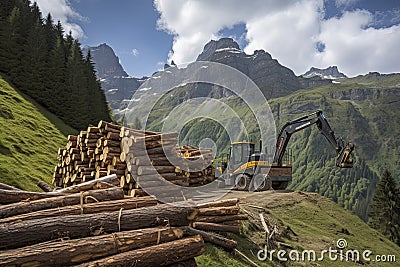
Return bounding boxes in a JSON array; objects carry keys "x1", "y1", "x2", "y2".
[
  {"x1": 53, "y1": 121, "x2": 215, "y2": 195},
  {"x1": 0, "y1": 177, "x2": 247, "y2": 265},
  {"x1": 0, "y1": 180, "x2": 203, "y2": 266}
]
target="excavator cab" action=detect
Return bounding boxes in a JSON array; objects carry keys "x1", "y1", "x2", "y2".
[{"x1": 229, "y1": 142, "x2": 255, "y2": 171}]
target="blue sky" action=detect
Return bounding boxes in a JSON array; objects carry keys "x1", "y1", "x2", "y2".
[{"x1": 36, "y1": 0, "x2": 400, "y2": 78}]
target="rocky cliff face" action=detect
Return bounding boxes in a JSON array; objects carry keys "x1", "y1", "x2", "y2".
[
  {"x1": 302, "y1": 66, "x2": 347, "y2": 79},
  {"x1": 82, "y1": 44, "x2": 140, "y2": 112},
  {"x1": 196, "y1": 38, "x2": 303, "y2": 99},
  {"x1": 84, "y1": 39, "x2": 350, "y2": 116},
  {"x1": 83, "y1": 43, "x2": 127, "y2": 79}
]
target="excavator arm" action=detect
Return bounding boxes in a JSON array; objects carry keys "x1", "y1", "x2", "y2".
[{"x1": 272, "y1": 110, "x2": 354, "y2": 168}]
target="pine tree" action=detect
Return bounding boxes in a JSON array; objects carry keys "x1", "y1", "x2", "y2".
[
  {"x1": 0, "y1": 0, "x2": 111, "y2": 130},
  {"x1": 368, "y1": 170, "x2": 400, "y2": 245}
]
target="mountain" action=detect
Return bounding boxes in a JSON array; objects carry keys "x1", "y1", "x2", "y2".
[
  {"x1": 82, "y1": 43, "x2": 128, "y2": 78},
  {"x1": 83, "y1": 44, "x2": 141, "y2": 113},
  {"x1": 0, "y1": 75, "x2": 73, "y2": 191},
  {"x1": 85, "y1": 38, "x2": 400, "y2": 221},
  {"x1": 87, "y1": 38, "x2": 330, "y2": 117},
  {"x1": 303, "y1": 66, "x2": 347, "y2": 79},
  {"x1": 196, "y1": 38, "x2": 331, "y2": 98},
  {"x1": 138, "y1": 62, "x2": 400, "y2": 221}
]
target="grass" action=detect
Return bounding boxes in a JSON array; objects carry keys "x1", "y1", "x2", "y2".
[
  {"x1": 197, "y1": 191, "x2": 399, "y2": 266},
  {"x1": 0, "y1": 74, "x2": 73, "y2": 190},
  {"x1": 268, "y1": 193, "x2": 399, "y2": 266}
]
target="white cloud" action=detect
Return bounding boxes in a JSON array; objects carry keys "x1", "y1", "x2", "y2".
[
  {"x1": 244, "y1": 0, "x2": 324, "y2": 74},
  {"x1": 154, "y1": 0, "x2": 301, "y2": 64},
  {"x1": 155, "y1": 0, "x2": 400, "y2": 76},
  {"x1": 132, "y1": 48, "x2": 139, "y2": 56},
  {"x1": 34, "y1": 0, "x2": 85, "y2": 39},
  {"x1": 317, "y1": 10, "x2": 400, "y2": 76}
]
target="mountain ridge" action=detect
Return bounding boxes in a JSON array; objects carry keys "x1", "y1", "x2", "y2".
[
  {"x1": 83, "y1": 43, "x2": 141, "y2": 112},
  {"x1": 303, "y1": 66, "x2": 347, "y2": 79}
]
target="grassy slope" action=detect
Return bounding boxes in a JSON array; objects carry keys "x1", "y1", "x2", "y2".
[
  {"x1": 197, "y1": 191, "x2": 399, "y2": 266},
  {"x1": 0, "y1": 75, "x2": 72, "y2": 190},
  {"x1": 143, "y1": 74, "x2": 399, "y2": 220},
  {"x1": 266, "y1": 76, "x2": 400, "y2": 219}
]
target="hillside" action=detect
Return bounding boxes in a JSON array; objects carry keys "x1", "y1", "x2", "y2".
[
  {"x1": 135, "y1": 70, "x2": 400, "y2": 221},
  {"x1": 0, "y1": 75, "x2": 73, "y2": 191},
  {"x1": 268, "y1": 74, "x2": 400, "y2": 220},
  {"x1": 197, "y1": 190, "x2": 399, "y2": 266}
]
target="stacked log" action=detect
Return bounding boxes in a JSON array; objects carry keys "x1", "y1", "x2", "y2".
[
  {"x1": 0, "y1": 182, "x2": 204, "y2": 266},
  {"x1": 53, "y1": 121, "x2": 128, "y2": 189},
  {"x1": 0, "y1": 177, "x2": 247, "y2": 265},
  {"x1": 121, "y1": 134, "x2": 215, "y2": 195},
  {"x1": 54, "y1": 121, "x2": 216, "y2": 196}
]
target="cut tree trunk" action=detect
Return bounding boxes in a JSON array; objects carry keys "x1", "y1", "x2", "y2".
[
  {"x1": 56, "y1": 174, "x2": 119, "y2": 193},
  {"x1": 0, "y1": 189, "x2": 64, "y2": 204},
  {"x1": 75, "y1": 235, "x2": 204, "y2": 267},
  {"x1": 37, "y1": 181, "x2": 53, "y2": 192},
  {"x1": 0, "y1": 204, "x2": 198, "y2": 249},
  {"x1": 195, "y1": 214, "x2": 248, "y2": 223},
  {"x1": 137, "y1": 165, "x2": 178, "y2": 175},
  {"x1": 193, "y1": 222, "x2": 240, "y2": 234},
  {"x1": 183, "y1": 227, "x2": 237, "y2": 250},
  {"x1": 198, "y1": 206, "x2": 239, "y2": 216},
  {"x1": 0, "y1": 187, "x2": 124, "y2": 219},
  {"x1": 0, "y1": 183, "x2": 21, "y2": 191},
  {"x1": 0, "y1": 196, "x2": 158, "y2": 223},
  {"x1": 0, "y1": 227, "x2": 184, "y2": 266}
]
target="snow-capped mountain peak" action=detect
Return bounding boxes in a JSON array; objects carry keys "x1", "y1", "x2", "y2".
[{"x1": 302, "y1": 66, "x2": 347, "y2": 79}]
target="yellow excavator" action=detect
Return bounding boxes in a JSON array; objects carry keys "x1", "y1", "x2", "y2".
[{"x1": 216, "y1": 110, "x2": 354, "y2": 191}]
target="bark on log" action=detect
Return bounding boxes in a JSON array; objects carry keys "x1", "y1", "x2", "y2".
[
  {"x1": 137, "y1": 165, "x2": 177, "y2": 175},
  {"x1": 199, "y1": 206, "x2": 239, "y2": 216},
  {"x1": 0, "y1": 196, "x2": 158, "y2": 223},
  {"x1": 37, "y1": 181, "x2": 53, "y2": 192},
  {"x1": 0, "y1": 187, "x2": 124, "y2": 219},
  {"x1": 0, "y1": 227, "x2": 184, "y2": 266},
  {"x1": 0, "y1": 189, "x2": 64, "y2": 204},
  {"x1": 195, "y1": 214, "x2": 248, "y2": 223},
  {"x1": 193, "y1": 222, "x2": 240, "y2": 234},
  {"x1": 56, "y1": 174, "x2": 119, "y2": 193},
  {"x1": 131, "y1": 145, "x2": 175, "y2": 156},
  {"x1": 183, "y1": 227, "x2": 237, "y2": 250},
  {"x1": 0, "y1": 204, "x2": 198, "y2": 249},
  {"x1": 0, "y1": 183, "x2": 21, "y2": 191},
  {"x1": 130, "y1": 139, "x2": 177, "y2": 150},
  {"x1": 196, "y1": 199, "x2": 239, "y2": 208},
  {"x1": 134, "y1": 132, "x2": 178, "y2": 142},
  {"x1": 75, "y1": 235, "x2": 204, "y2": 267}
]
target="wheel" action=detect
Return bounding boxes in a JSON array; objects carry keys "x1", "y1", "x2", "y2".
[
  {"x1": 251, "y1": 174, "x2": 272, "y2": 191},
  {"x1": 235, "y1": 174, "x2": 250, "y2": 191}
]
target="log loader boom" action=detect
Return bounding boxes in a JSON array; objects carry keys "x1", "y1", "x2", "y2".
[{"x1": 273, "y1": 110, "x2": 354, "y2": 168}]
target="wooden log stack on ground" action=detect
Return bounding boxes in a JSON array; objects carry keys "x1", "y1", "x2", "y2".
[
  {"x1": 0, "y1": 181, "x2": 204, "y2": 266},
  {"x1": 54, "y1": 121, "x2": 216, "y2": 196},
  {"x1": 53, "y1": 121, "x2": 128, "y2": 189},
  {"x1": 0, "y1": 176, "x2": 247, "y2": 265}
]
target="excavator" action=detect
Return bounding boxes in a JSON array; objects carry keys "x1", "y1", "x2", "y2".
[{"x1": 216, "y1": 110, "x2": 354, "y2": 191}]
